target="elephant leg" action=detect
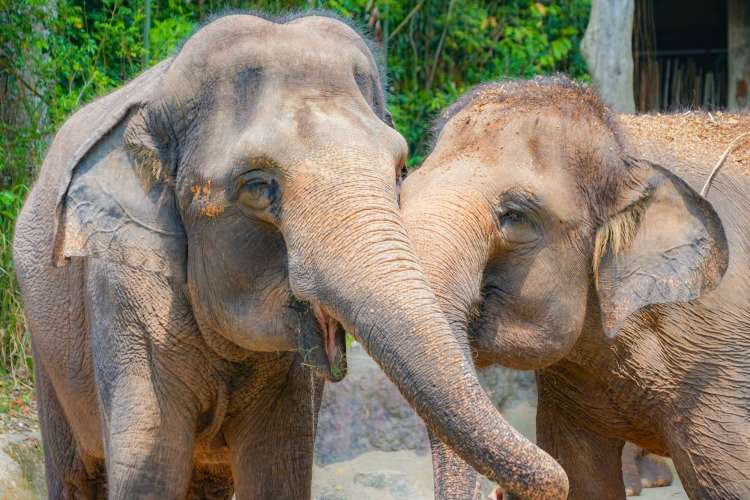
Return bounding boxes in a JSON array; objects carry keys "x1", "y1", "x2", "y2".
[
  {"x1": 621, "y1": 442, "x2": 642, "y2": 497},
  {"x1": 187, "y1": 465, "x2": 234, "y2": 500},
  {"x1": 429, "y1": 429, "x2": 483, "y2": 500},
  {"x1": 637, "y1": 452, "x2": 672, "y2": 488},
  {"x1": 35, "y1": 357, "x2": 101, "y2": 499},
  {"x1": 225, "y1": 353, "x2": 323, "y2": 499},
  {"x1": 667, "y1": 415, "x2": 750, "y2": 500},
  {"x1": 100, "y1": 372, "x2": 197, "y2": 499},
  {"x1": 84, "y1": 260, "x2": 205, "y2": 499},
  {"x1": 536, "y1": 382, "x2": 625, "y2": 500}
]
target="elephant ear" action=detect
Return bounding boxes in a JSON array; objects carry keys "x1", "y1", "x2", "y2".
[
  {"x1": 593, "y1": 160, "x2": 728, "y2": 338},
  {"x1": 52, "y1": 59, "x2": 186, "y2": 278}
]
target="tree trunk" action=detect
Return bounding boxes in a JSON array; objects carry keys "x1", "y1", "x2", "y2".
[
  {"x1": 581, "y1": 0, "x2": 636, "y2": 113},
  {"x1": 728, "y1": 0, "x2": 750, "y2": 110}
]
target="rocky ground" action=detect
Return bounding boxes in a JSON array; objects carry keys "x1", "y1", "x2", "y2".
[{"x1": 0, "y1": 344, "x2": 687, "y2": 499}]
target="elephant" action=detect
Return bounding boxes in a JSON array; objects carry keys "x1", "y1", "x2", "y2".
[
  {"x1": 621, "y1": 442, "x2": 673, "y2": 496},
  {"x1": 12, "y1": 13, "x2": 571, "y2": 500},
  {"x1": 400, "y1": 76, "x2": 750, "y2": 499}
]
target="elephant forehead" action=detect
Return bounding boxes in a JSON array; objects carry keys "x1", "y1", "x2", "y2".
[
  {"x1": 417, "y1": 122, "x2": 585, "y2": 223},
  {"x1": 171, "y1": 15, "x2": 374, "y2": 81}
]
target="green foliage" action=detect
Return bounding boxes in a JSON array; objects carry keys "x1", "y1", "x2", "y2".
[
  {"x1": 0, "y1": 0, "x2": 590, "y2": 382},
  {"x1": 0, "y1": 185, "x2": 29, "y2": 381}
]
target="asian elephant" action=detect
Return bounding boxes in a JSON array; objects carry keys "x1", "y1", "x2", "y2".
[
  {"x1": 12, "y1": 13, "x2": 570, "y2": 500},
  {"x1": 401, "y1": 77, "x2": 749, "y2": 499}
]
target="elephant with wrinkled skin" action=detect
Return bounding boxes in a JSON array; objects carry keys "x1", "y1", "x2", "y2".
[
  {"x1": 13, "y1": 13, "x2": 570, "y2": 500},
  {"x1": 401, "y1": 77, "x2": 750, "y2": 500}
]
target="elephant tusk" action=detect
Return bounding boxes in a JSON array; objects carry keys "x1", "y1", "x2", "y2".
[{"x1": 700, "y1": 132, "x2": 750, "y2": 197}]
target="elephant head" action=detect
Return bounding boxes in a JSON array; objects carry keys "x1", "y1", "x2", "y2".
[
  {"x1": 401, "y1": 75, "x2": 728, "y2": 370},
  {"x1": 51, "y1": 15, "x2": 567, "y2": 498}
]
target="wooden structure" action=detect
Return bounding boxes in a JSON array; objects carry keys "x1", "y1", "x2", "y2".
[{"x1": 584, "y1": 0, "x2": 749, "y2": 112}]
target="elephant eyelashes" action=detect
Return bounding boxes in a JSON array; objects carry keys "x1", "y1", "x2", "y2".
[
  {"x1": 238, "y1": 173, "x2": 278, "y2": 211},
  {"x1": 494, "y1": 190, "x2": 543, "y2": 244},
  {"x1": 495, "y1": 208, "x2": 539, "y2": 244},
  {"x1": 499, "y1": 209, "x2": 526, "y2": 227}
]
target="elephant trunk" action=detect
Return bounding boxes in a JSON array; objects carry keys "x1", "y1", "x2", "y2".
[
  {"x1": 285, "y1": 180, "x2": 568, "y2": 499},
  {"x1": 349, "y1": 277, "x2": 566, "y2": 499},
  {"x1": 429, "y1": 429, "x2": 485, "y2": 500},
  {"x1": 404, "y1": 188, "x2": 494, "y2": 333}
]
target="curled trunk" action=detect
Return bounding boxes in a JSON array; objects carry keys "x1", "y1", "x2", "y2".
[{"x1": 286, "y1": 183, "x2": 568, "y2": 499}]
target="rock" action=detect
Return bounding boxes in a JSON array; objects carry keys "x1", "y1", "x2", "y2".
[
  {"x1": 314, "y1": 343, "x2": 430, "y2": 466},
  {"x1": 353, "y1": 471, "x2": 388, "y2": 489},
  {"x1": 0, "y1": 432, "x2": 45, "y2": 500},
  {"x1": 386, "y1": 473, "x2": 418, "y2": 498},
  {"x1": 314, "y1": 488, "x2": 348, "y2": 500},
  {"x1": 313, "y1": 450, "x2": 433, "y2": 500},
  {"x1": 477, "y1": 364, "x2": 536, "y2": 409}
]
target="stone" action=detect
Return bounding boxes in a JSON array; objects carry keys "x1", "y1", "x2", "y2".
[{"x1": 0, "y1": 432, "x2": 45, "y2": 500}]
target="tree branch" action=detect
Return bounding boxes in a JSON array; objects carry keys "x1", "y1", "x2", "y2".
[
  {"x1": 0, "y1": 59, "x2": 45, "y2": 100},
  {"x1": 426, "y1": 0, "x2": 456, "y2": 91},
  {"x1": 387, "y1": 0, "x2": 424, "y2": 42}
]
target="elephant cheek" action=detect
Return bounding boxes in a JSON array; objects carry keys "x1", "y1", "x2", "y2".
[
  {"x1": 188, "y1": 277, "x2": 299, "y2": 353},
  {"x1": 472, "y1": 299, "x2": 584, "y2": 370}
]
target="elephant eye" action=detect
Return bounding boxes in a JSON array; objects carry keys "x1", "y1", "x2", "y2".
[
  {"x1": 238, "y1": 174, "x2": 277, "y2": 211},
  {"x1": 499, "y1": 209, "x2": 526, "y2": 227},
  {"x1": 496, "y1": 208, "x2": 538, "y2": 244}
]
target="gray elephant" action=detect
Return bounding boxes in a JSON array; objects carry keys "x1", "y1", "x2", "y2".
[
  {"x1": 401, "y1": 77, "x2": 748, "y2": 499},
  {"x1": 13, "y1": 13, "x2": 569, "y2": 500}
]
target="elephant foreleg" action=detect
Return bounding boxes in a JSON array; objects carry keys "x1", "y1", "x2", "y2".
[
  {"x1": 621, "y1": 442, "x2": 643, "y2": 497},
  {"x1": 101, "y1": 373, "x2": 197, "y2": 500},
  {"x1": 536, "y1": 380, "x2": 625, "y2": 500},
  {"x1": 35, "y1": 357, "x2": 102, "y2": 499},
  {"x1": 667, "y1": 412, "x2": 750, "y2": 500},
  {"x1": 428, "y1": 429, "x2": 484, "y2": 500},
  {"x1": 86, "y1": 261, "x2": 201, "y2": 499},
  {"x1": 225, "y1": 353, "x2": 322, "y2": 499}
]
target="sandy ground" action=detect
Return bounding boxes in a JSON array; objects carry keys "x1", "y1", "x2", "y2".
[
  {"x1": 312, "y1": 449, "x2": 688, "y2": 499},
  {"x1": 312, "y1": 399, "x2": 689, "y2": 499}
]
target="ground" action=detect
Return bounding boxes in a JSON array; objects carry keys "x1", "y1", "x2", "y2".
[{"x1": 0, "y1": 377, "x2": 36, "y2": 436}]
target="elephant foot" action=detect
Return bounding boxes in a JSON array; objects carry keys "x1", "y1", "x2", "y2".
[
  {"x1": 638, "y1": 453, "x2": 673, "y2": 488},
  {"x1": 622, "y1": 443, "x2": 643, "y2": 496},
  {"x1": 625, "y1": 486, "x2": 640, "y2": 496},
  {"x1": 624, "y1": 476, "x2": 642, "y2": 496}
]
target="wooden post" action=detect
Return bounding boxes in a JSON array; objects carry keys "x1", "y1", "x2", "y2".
[
  {"x1": 581, "y1": 0, "x2": 636, "y2": 113},
  {"x1": 728, "y1": 0, "x2": 750, "y2": 110}
]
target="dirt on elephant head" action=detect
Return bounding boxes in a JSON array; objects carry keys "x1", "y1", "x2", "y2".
[{"x1": 620, "y1": 112, "x2": 750, "y2": 177}]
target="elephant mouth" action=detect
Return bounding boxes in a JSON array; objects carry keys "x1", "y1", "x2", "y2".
[{"x1": 297, "y1": 301, "x2": 347, "y2": 382}]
